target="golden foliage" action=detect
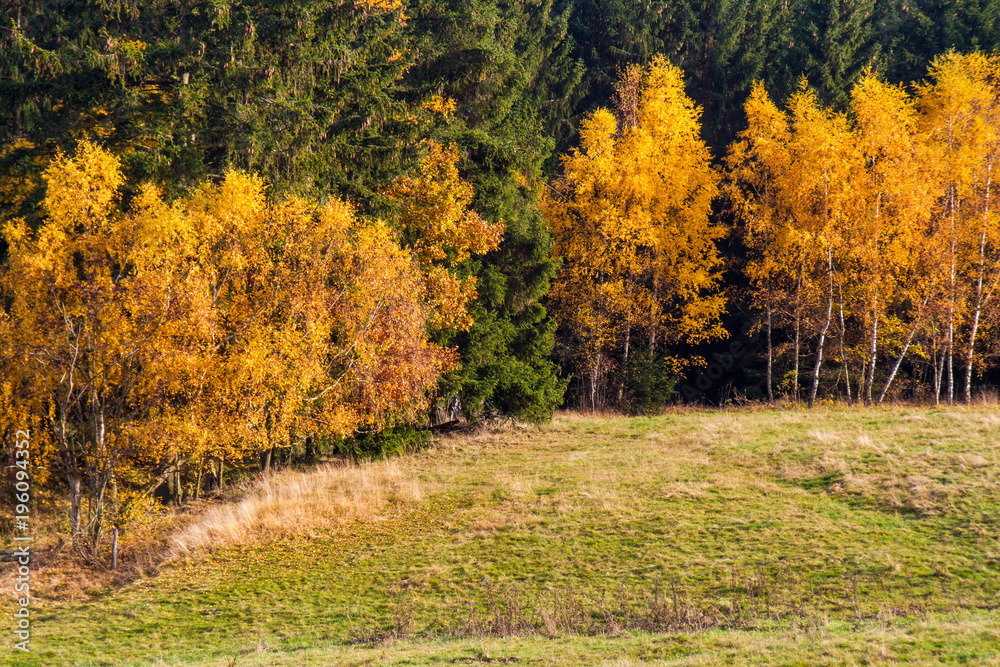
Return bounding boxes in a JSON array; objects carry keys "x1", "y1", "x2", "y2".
[
  {"x1": 543, "y1": 56, "x2": 726, "y2": 404},
  {"x1": 386, "y1": 140, "x2": 503, "y2": 330},
  {"x1": 728, "y1": 53, "x2": 1000, "y2": 404},
  {"x1": 356, "y1": 0, "x2": 405, "y2": 16},
  {"x1": 1, "y1": 141, "x2": 462, "y2": 547}
]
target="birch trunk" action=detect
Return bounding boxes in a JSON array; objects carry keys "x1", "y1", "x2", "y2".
[
  {"x1": 837, "y1": 281, "x2": 851, "y2": 403},
  {"x1": 618, "y1": 321, "x2": 631, "y2": 404},
  {"x1": 793, "y1": 262, "x2": 804, "y2": 403},
  {"x1": 878, "y1": 293, "x2": 930, "y2": 404},
  {"x1": 68, "y1": 474, "x2": 82, "y2": 548},
  {"x1": 865, "y1": 299, "x2": 878, "y2": 405},
  {"x1": 809, "y1": 246, "x2": 834, "y2": 408},
  {"x1": 766, "y1": 303, "x2": 774, "y2": 403},
  {"x1": 934, "y1": 350, "x2": 945, "y2": 405},
  {"x1": 964, "y1": 163, "x2": 991, "y2": 403}
]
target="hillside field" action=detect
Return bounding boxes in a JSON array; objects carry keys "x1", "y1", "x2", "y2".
[{"x1": 11, "y1": 407, "x2": 1000, "y2": 666}]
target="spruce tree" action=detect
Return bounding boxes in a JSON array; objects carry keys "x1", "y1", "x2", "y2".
[
  {"x1": 1, "y1": 0, "x2": 414, "y2": 221},
  {"x1": 565, "y1": 0, "x2": 660, "y2": 136},
  {"x1": 405, "y1": 0, "x2": 580, "y2": 421},
  {"x1": 784, "y1": 0, "x2": 884, "y2": 109},
  {"x1": 656, "y1": 0, "x2": 797, "y2": 148},
  {"x1": 885, "y1": 0, "x2": 1000, "y2": 84}
]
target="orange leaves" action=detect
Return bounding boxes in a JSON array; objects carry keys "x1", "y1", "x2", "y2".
[
  {"x1": 422, "y1": 94, "x2": 457, "y2": 120},
  {"x1": 730, "y1": 74, "x2": 926, "y2": 402},
  {"x1": 186, "y1": 179, "x2": 452, "y2": 446},
  {"x1": 851, "y1": 76, "x2": 917, "y2": 163},
  {"x1": 0, "y1": 143, "x2": 220, "y2": 543},
  {"x1": 355, "y1": 0, "x2": 405, "y2": 17},
  {"x1": 543, "y1": 55, "x2": 726, "y2": 387},
  {"x1": 328, "y1": 218, "x2": 454, "y2": 429},
  {"x1": 386, "y1": 140, "x2": 503, "y2": 331},
  {"x1": 1, "y1": 141, "x2": 460, "y2": 519},
  {"x1": 39, "y1": 140, "x2": 124, "y2": 234},
  {"x1": 730, "y1": 82, "x2": 860, "y2": 298},
  {"x1": 388, "y1": 140, "x2": 501, "y2": 265}
]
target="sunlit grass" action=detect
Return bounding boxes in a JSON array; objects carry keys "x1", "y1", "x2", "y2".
[
  {"x1": 168, "y1": 459, "x2": 425, "y2": 558},
  {"x1": 15, "y1": 406, "x2": 1000, "y2": 666}
]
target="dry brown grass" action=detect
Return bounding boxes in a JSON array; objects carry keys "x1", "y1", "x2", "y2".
[
  {"x1": 0, "y1": 497, "x2": 186, "y2": 605},
  {"x1": 1, "y1": 459, "x2": 426, "y2": 605},
  {"x1": 167, "y1": 460, "x2": 424, "y2": 559}
]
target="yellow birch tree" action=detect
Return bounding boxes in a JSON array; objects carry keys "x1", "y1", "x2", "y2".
[
  {"x1": 916, "y1": 52, "x2": 1000, "y2": 404},
  {"x1": 1, "y1": 141, "x2": 463, "y2": 553},
  {"x1": 544, "y1": 56, "x2": 726, "y2": 409}
]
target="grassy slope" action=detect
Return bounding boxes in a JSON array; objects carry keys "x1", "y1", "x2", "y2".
[{"x1": 16, "y1": 407, "x2": 1000, "y2": 666}]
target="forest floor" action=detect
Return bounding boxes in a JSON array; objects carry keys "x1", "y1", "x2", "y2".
[{"x1": 10, "y1": 406, "x2": 1000, "y2": 666}]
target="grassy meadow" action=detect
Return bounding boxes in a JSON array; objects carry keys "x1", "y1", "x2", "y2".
[{"x1": 10, "y1": 406, "x2": 1000, "y2": 666}]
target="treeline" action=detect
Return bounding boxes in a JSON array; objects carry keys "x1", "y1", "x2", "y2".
[
  {"x1": 545, "y1": 53, "x2": 1000, "y2": 412},
  {"x1": 2, "y1": 139, "x2": 497, "y2": 550},
  {"x1": 4, "y1": 0, "x2": 1000, "y2": 557},
  {"x1": 729, "y1": 54, "x2": 1000, "y2": 407},
  {"x1": 544, "y1": 53, "x2": 1000, "y2": 411}
]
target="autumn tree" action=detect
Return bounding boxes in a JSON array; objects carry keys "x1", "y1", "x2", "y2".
[
  {"x1": 1, "y1": 142, "x2": 209, "y2": 548},
  {"x1": 726, "y1": 82, "x2": 797, "y2": 402},
  {"x1": 0, "y1": 141, "x2": 459, "y2": 554},
  {"x1": 843, "y1": 74, "x2": 935, "y2": 404},
  {"x1": 1, "y1": 0, "x2": 581, "y2": 429},
  {"x1": 385, "y1": 140, "x2": 503, "y2": 332},
  {"x1": 730, "y1": 76, "x2": 919, "y2": 405},
  {"x1": 544, "y1": 56, "x2": 726, "y2": 410},
  {"x1": 916, "y1": 52, "x2": 1000, "y2": 404},
  {"x1": 730, "y1": 56, "x2": 1000, "y2": 405},
  {"x1": 175, "y1": 170, "x2": 453, "y2": 475},
  {"x1": 728, "y1": 81, "x2": 860, "y2": 406}
]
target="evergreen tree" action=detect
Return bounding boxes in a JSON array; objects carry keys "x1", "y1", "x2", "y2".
[
  {"x1": 566, "y1": 0, "x2": 659, "y2": 118},
  {"x1": 1, "y1": 0, "x2": 414, "y2": 224},
  {"x1": 405, "y1": 0, "x2": 580, "y2": 421},
  {"x1": 783, "y1": 0, "x2": 885, "y2": 110},
  {"x1": 885, "y1": 0, "x2": 1000, "y2": 84},
  {"x1": 655, "y1": 0, "x2": 797, "y2": 148}
]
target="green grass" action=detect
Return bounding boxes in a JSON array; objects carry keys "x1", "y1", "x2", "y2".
[{"x1": 15, "y1": 407, "x2": 1000, "y2": 666}]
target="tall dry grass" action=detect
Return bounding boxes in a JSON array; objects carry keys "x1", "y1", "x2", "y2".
[{"x1": 168, "y1": 460, "x2": 422, "y2": 559}]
